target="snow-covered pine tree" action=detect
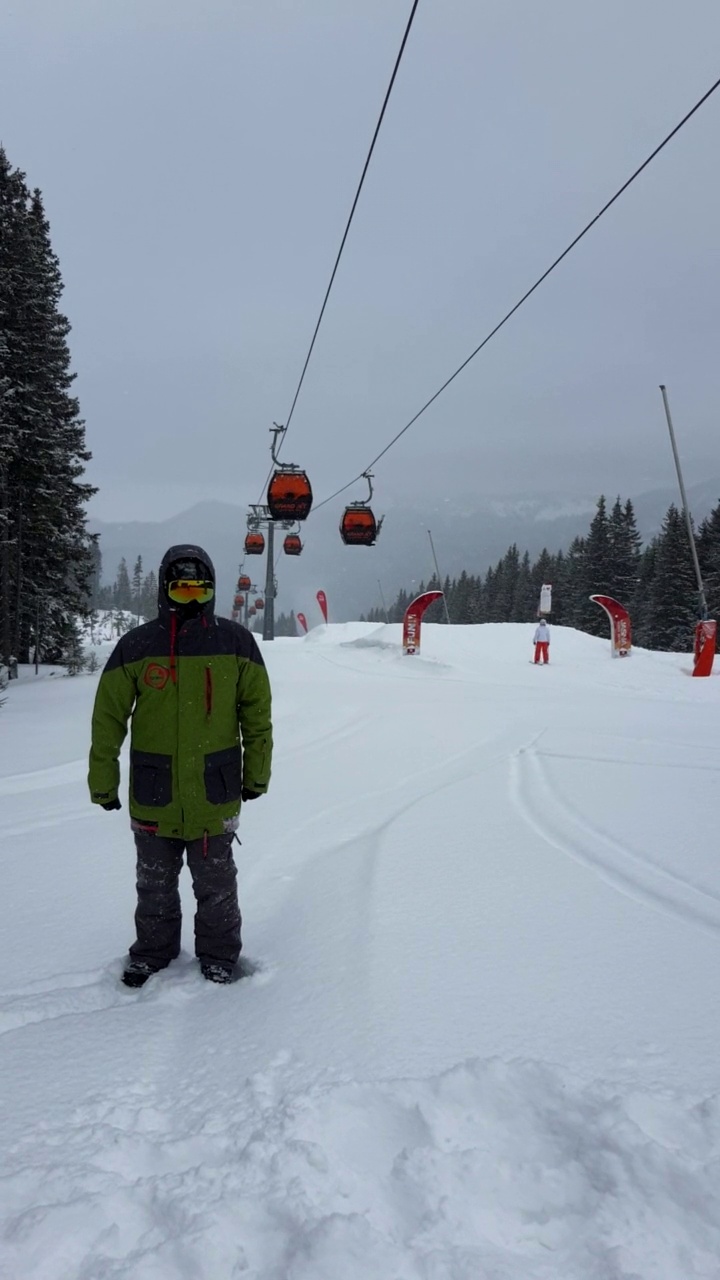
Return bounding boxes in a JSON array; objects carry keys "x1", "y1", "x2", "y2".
[
  {"x1": 561, "y1": 535, "x2": 586, "y2": 626},
  {"x1": 632, "y1": 542, "x2": 658, "y2": 648},
  {"x1": 131, "y1": 555, "x2": 143, "y2": 623},
  {"x1": 114, "y1": 558, "x2": 132, "y2": 611},
  {"x1": 608, "y1": 497, "x2": 642, "y2": 608},
  {"x1": 140, "y1": 568, "x2": 158, "y2": 620},
  {"x1": 466, "y1": 575, "x2": 485, "y2": 623},
  {"x1": 573, "y1": 497, "x2": 614, "y2": 635},
  {"x1": 1, "y1": 153, "x2": 26, "y2": 666},
  {"x1": 489, "y1": 544, "x2": 520, "y2": 622},
  {"x1": 548, "y1": 550, "x2": 568, "y2": 624},
  {"x1": 0, "y1": 150, "x2": 96, "y2": 665},
  {"x1": 642, "y1": 505, "x2": 699, "y2": 650},
  {"x1": 697, "y1": 499, "x2": 720, "y2": 621},
  {"x1": 510, "y1": 550, "x2": 535, "y2": 621}
]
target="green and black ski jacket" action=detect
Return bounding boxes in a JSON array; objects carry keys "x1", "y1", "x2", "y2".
[{"x1": 88, "y1": 544, "x2": 272, "y2": 840}]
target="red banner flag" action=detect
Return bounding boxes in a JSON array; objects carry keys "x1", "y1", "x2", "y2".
[
  {"x1": 403, "y1": 591, "x2": 444, "y2": 656},
  {"x1": 316, "y1": 590, "x2": 328, "y2": 624},
  {"x1": 297, "y1": 613, "x2": 308, "y2": 634},
  {"x1": 589, "y1": 595, "x2": 632, "y2": 657},
  {"x1": 693, "y1": 619, "x2": 716, "y2": 677}
]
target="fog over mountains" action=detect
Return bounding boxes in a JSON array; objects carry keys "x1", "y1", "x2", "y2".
[{"x1": 89, "y1": 477, "x2": 720, "y2": 623}]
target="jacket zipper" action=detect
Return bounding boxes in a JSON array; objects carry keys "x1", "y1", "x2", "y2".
[
  {"x1": 169, "y1": 611, "x2": 178, "y2": 684},
  {"x1": 205, "y1": 666, "x2": 213, "y2": 717}
]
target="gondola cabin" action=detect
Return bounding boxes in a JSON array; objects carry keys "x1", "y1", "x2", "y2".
[
  {"x1": 248, "y1": 606, "x2": 257, "y2": 617},
  {"x1": 238, "y1": 575, "x2": 252, "y2": 591},
  {"x1": 255, "y1": 598, "x2": 264, "y2": 610},
  {"x1": 267, "y1": 469, "x2": 313, "y2": 521},
  {"x1": 283, "y1": 534, "x2": 303, "y2": 556},
  {"x1": 244, "y1": 532, "x2": 265, "y2": 556},
  {"x1": 234, "y1": 594, "x2": 244, "y2": 609},
  {"x1": 231, "y1": 609, "x2": 239, "y2": 621},
  {"x1": 340, "y1": 506, "x2": 380, "y2": 546}
]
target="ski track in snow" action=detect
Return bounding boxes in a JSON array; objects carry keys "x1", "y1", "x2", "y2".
[
  {"x1": 512, "y1": 742, "x2": 720, "y2": 938},
  {"x1": 0, "y1": 758, "x2": 88, "y2": 797}
]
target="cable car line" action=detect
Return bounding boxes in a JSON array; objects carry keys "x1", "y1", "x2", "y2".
[
  {"x1": 311, "y1": 71, "x2": 720, "y2": 516},
  {"x1": 256, "y1": 0, "x2": 421, "y2": 505}
]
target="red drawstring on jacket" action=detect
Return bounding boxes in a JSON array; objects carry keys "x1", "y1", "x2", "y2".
[
  {"x1": 169, "y1": 612, "x2": 178, "y2": 684},
  {"x1": 202, "y1": 830, "x2": 209, "y2": 859}
]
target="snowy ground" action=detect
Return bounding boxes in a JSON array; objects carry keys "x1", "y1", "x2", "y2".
[{"x1": 1, "y1": 622, "x2": 720, "y2": 1279}]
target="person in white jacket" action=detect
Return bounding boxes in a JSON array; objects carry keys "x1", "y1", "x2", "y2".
[{"x1": 533, "y1": 619, "x2": 550, "y2": 664}]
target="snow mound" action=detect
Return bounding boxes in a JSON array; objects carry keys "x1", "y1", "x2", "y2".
[{"x1": 4, "y1": 1056, "x2": 719, "y2": 1279}]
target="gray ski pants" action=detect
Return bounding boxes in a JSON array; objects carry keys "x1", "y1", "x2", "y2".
[{"x1": 129, "y1": 831, "x2": 242, "y2": 969}]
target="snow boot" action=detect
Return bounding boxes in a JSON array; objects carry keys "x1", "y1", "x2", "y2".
[
  {"x1": 201, "y1": 962, "x2": 235, "y2": 985},
  {"x1": 122, "y1": 960, "x2": 159, "y2": 988}
]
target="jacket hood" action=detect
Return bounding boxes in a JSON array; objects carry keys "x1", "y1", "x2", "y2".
[{"x1": 158, "y1": 543, "x2": 216, "y2": 621}]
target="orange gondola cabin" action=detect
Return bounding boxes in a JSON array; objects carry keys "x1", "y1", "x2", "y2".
[
  {"x1": 283, "y1": 534, "x2": 303, "y2": 556},
  {"x1": 255, "y1": 598, "x2": 264, "y2": 610},
  {"x1": 340, "y1": 506, "x2": 382, "y2": 547},
  {"x1": 234, "y1": 594, "x2": 244, "y2": 609},
  {"x1": 245, "y1": 532, "x2": 265, "y2": 556},
  {"x1": 237, "y1": 574, "x2": 252, "y2": 591},
  {"x1": 267, "y1": 468, "x2": 313, "y2": 522}
]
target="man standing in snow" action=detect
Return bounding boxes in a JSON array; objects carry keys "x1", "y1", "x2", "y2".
[
  {"x1": 88, "y1": 544, "x2": 272, "y2": 988},
  {"x1": 533, "y1": 619, "x2": 550, "y2": 665}
]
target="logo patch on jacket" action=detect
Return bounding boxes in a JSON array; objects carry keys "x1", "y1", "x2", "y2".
[{"x1": 144, "y1": 663, "x2": 170, "y2": 690}]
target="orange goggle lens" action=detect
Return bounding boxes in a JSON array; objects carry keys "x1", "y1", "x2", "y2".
[{"x1": 167, "y1": 579, "x2": 214, "y2": 604}]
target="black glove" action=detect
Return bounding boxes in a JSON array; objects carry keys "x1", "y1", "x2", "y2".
[
  {"x1": 241, "y1": 788, "x2": 262, "y2": 802},
  {"x1": 101, "y1": 798, "x2": 122, "y2": 811}
]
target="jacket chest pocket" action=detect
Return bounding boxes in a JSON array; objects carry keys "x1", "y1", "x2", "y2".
[
  {"x1": 131, "y1": 751, "x2": 173, "y2": 807},
  {"x1": 204, "y1": 746, "x2": 242, "y2": 805}
]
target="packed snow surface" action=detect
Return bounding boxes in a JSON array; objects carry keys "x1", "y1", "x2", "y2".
[{"x1": 2, "y1": 622, "x2": 720, "y2": 1279}]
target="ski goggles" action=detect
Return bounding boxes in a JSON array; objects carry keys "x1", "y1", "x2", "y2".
[{"x1": 167, "y1": 578, "x2": 214, "y2": 605}]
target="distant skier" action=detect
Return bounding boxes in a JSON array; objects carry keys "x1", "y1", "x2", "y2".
[
  {"x1": 533, "y1": 619, "x2": 550, "y2": 665},
  {"x1": 88, "y1": 544, "x2": 273, "y2": 988}
]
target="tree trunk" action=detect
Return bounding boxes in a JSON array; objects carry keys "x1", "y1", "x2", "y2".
[{"x1": 0, "y1": 465, "x2": 12, "y2": 664}]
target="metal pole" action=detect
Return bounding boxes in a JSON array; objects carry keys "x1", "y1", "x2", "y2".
[
  {"x1": 427, "y1": 529, "x2": 451, "y2": 624},
  {"x1": 263, "y1": 519, "x2": 275, "y2": 640},
  {"x1": 659, "y1": 385, "x2": 708, "y2": 619},
  {"x1": 377, "y1": 579, "x2": 390, "y2": 624}
]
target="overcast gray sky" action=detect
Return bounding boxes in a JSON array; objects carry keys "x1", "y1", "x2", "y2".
[{"x1": 3, "y1": 0, "x2": 719, "y2": 522}]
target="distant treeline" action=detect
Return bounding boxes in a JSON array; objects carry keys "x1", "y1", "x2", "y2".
[
  {"x1": 91, "y1": 553, "x2": 158, "y2": 623},
  {"x1": 363, "y1": 495, "x2": 720, "y2": 652}
]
